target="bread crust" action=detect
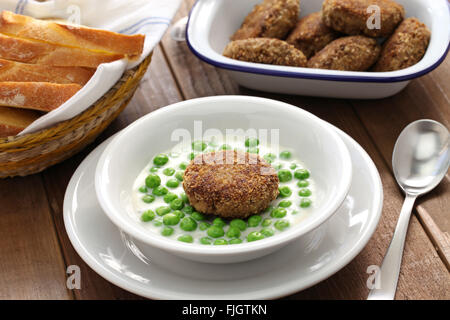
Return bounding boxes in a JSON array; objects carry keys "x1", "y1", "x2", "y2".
[
  {"x1": 0, "y1": 82, "x2": 82, "y2": 112},
  {"x1": 0, "y1": 11, "x2": 145, "y2": 58},
  {"x1": 0, "y1": 59, "x2": 95, "y2": 85},
  {"x1": 0, "y1": 106, "x2": 40, "y2": 137}
]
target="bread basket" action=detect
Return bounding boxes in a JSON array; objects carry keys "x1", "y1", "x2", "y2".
[{"x1": 0, "y1": 53, "x2": 152, "y2": 178}]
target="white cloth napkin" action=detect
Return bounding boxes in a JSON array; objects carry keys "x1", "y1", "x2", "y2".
[{"x1": 0, "y1": 0, "x2": 181, "y2": 135}]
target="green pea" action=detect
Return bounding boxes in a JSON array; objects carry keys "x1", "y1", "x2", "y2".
[
  {"x1": 170, "y1": 198, "x2": 184, "y2": 210},
  {"x1": 182, "y1": 205, "x2": 194, "y2": 214},
  {"x1": 245, "y1": 137, "x2": 259, "y2": 147},
  {"x1": 271, "y1": 208, "x2": 287, "y2": 218},
  {"x1": 191, "y1": 211, "x2": 205, "y2": 221},
  {"x1": 149, "y1": 167, "x2": 159, "y2": 173},
  {"x1": 278, "y1": 169, "x2": 292, "y2": 182},
  {"x1": 291, "y1": 210, "x2": 299, "y2": 215},
  {"x1": 263, "y1": 153, "x2": 276, "y2": 163},
  {"x1": 300, "y1": 198, "x2": 312, "y2": 208},
  {"x1": 290, "y1": 163, "x2": 297, "y2": 170},
  {"x1": 163, "y1": 213, "x2": 180, "y2": 226},
  {"x1": 163, "y1": 167, "x2": 175, "y2": 176},
  {"x1": 262, "y1": 218, "x2": 272, "y2": 227},
  {"x1": 166, "y1": 179, "x2": 179, "y2": 188},
  {"x1": 152, "y1": 186, "x2": 168, "y2": 196},
  {"x1": 192, "y1": 140, "x2": 207, "y2": 151},
  {"x1": 140, "y1": 210, "x2": 155, "y2": 222},
  {"x1": 180, "y1": 217, "x2": 197, "y2": 231},
  {"x1": 278, "y1": 186, "x2": 292, "y2": 198},
  {"x1": 278, "y1": 200, "x2": 292, "y2": 208},
  {"x1": 294, "y1": 169, "x2": 310, "y2": 180},
  {"x1": 189, "y1": 152, "x2": 196, "y2": 160},
  {"x1": 161, "y1": 227, "x2": 174, "y2": 236},
  {"x1": 138, "y1": 186, "x2": 147, "y2": 193},
  {"x1": 226, "y1": 226, "x2": 241, "y2": 238},
  {"x1": 298, "y1": 188, "x2": 312, "y2": 197},
  {"x1": 142, "y1": 194, "x2": 155, "y2": 203},
  {"x1": 220, "y1": 144, "x2": 232, "y2": 150},
  {"x1": 214, "y1": 239, "x2": 228, "y2": 245},
  {"x1": 247, "y1": 147, "x2": 259, "y2": 154},
  {"x1": 248, "y1": 215, "x2": 262, "y2": 227},
  {"x1": 274, "y1": 220, "x2": 290, "y2": 231},
  {"x1": 180, "y1": 193, "x2": 189, "y2": 204},
  {"x1": 153, "y1": 220, "x2": 163, "y2": 227},
  {"x1": 247, "y1": 231, "x2": 265, "y2": 242},
  {"x1": 280, "y1": 151, "x2": 292, "y2": 159},
  {"x1": 229, "y1": 238, "x2": 243, "y2": 245},
  {"x1": 172, "y1": 210, "x2": 185, "y2": 219},
  {"x1": 297, "y1": 180, "x2": 309, "y2": 188},
  {"x1": 179, "y1": 162, "x2": 188, "y2": 170},
  {"x1": 261, "y1": 228, "x2": 275, "y2": 237},
  {"x1": 207, "y1": 225, "x2": 224, "y2": 238},
  {"x1": 264, "y1": 205, "x2": 274, "y2": 213},
  {"x1": 175, "y1": 171, "x2": 184, "y2": 181},
  {"x1": 200, "y1": 237, "x2": 212, "y2": 245},
  {"x1": 213, "y1": 217, "x2": 226, "y2": 228},
  {"x1": 178, "y1": 235, "x2": 193, "y2": 243},
  {"x1": 153, "y1": 153, "x2": 169, "y2": 166},
  {"x1": 145, "y1": 174, "x2": 161, "y2": 188},
  {"x1": 199, "y1": 222, "x2": 211, "y2": 231},
  {"x1": 156, "y1": 206, "x2": 171, "y2": 216},
  {"x1": 163, "y1": 193, "x2": 178, "y2": 203},
  {"x1": 273, "y1": 163, "x2": 283, "y2": 170},
  {"x1": 230, "y1": 219, "x2": 247, "y2": 231}
]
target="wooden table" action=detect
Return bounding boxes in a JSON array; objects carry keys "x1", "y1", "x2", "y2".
[{"x1": 1, "y1": 1, "x2": 449, "y2": 300}]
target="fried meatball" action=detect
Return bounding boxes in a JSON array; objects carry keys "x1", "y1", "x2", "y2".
[
  {"x1": 322, "y1": 0, "x2": 405, "y2": 38},
  {"x1": 231, "y1": 0, "x2": 299, "y2": 41},
  {"x1": 223, "y1": 38, "x2": 307, "y2": 67},
  {"x1": 373, "y1": 18, "x2": 431, "y2": 72},
  {"x1": 286, "y1": 11, "x2": 340, "y2": 58},
  {"x1": 307, "y1": 35, "x2": 381, "y2": 71},
  {"x1": 183, "y1": 150, "x2": 279, "y2": 219}
]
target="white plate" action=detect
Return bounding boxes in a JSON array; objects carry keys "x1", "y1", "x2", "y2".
[{"x1": 63, "y1": 127, "x2": 383, "y2": 300}]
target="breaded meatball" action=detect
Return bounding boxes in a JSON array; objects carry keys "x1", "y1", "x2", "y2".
[
  {"x1": 373, "y1": 18, "x2": 431, "y2": 72},
  {"x1": 231, "y1": 0, "x2": 299, "y2": 41},
  {"x1": 322, "y1": 0, "x2": 405, "y2": 38},
  {"x1": 223, "y1": 38, "x2": 307, "y2": 67},
  {"x1": 183, "y1": 150, "x2": 279, "y2": 219},
  {"x1": 307, "y1": 36, "x2": 381, "y2": 71},
  {"x1": 286, "y1": 11, "x2": 340, "y2": 58}
]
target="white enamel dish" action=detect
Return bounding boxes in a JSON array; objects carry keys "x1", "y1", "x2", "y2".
[
  {"x1": 63, "y1": 122, "x2": 383, "y2": 300},
  {"x1": 186, "y1": 0, "x2": 450, "y2": 99},
  {"x1": 94, "y1": 96, "x2": 352, "y2": 264}
]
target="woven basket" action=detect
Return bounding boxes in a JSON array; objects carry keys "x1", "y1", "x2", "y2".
[{"x1": 0, "y1": 53, "x2": 153, "y2": 178}]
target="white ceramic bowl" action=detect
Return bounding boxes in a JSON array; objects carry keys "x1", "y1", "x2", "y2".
[
  {"x1": 186, "y1": 0, "x2": 450, "y2": 99},
  {"x1": 95, "y1": 96, "x2": 352, "y2": 263}
]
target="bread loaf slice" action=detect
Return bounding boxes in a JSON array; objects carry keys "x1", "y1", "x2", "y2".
[
  {"x1": 0, "y1": 106, "x2": 40, "y2": 137},
  {"x1": 0, "y1": 11, "x2": 145, "y2": 59},
  {"x1": 0, "y1": 59, "x2": 95, "y2": 85},
  {"x1": 0, "y1": 82, "x2": 82, "y2": 112}
]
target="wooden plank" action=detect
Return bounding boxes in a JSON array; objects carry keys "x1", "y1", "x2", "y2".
[
  {"x1": 349, "y1": 56, "x2": 450, "y2": 269},
  {"x1": 0, "y1": 174, "x2": 72, "y2": 300},
  {"x1": 40, "y1": 46, "x2": 182, "y2": 299},
  {"x1": 160, "y1": 0, "x2": 450, "y2": 299}
]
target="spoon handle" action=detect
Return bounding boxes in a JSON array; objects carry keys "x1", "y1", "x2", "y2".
[{"x1": 367, "y1": 193, "x2": 417, "y2": 300}]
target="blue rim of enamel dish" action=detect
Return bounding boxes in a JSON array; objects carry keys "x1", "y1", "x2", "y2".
[{"x1": 186, "y1": 0, "x2": 450, "y2": 83}]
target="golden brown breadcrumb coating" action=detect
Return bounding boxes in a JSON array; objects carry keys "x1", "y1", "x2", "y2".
[
  {"x1": 223, "y1": 38, "x2": 307, "y2": 67},
  {"x1": 286, "y1": 11, "x2": 340, "y2": 58},
  {"x1": 373, "y1": 18, "x2": 431, "y2": 72},
  {"x1": 183, "y1": 150, "x2": 279, "y2": 219},
  {"x1": 307, "y1": 35, "x2": 381, "y2": 71},
  {"x1": 231, "y1": 0, "x2": 300, "y2": 41},
  {"x1": 322, "y1": 0, "x2": 405, "y2": 38}
]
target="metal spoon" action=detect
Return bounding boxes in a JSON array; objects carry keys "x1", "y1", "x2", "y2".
[{"x1": 368, "y1": 119, "x2": 449, "y2": 300}]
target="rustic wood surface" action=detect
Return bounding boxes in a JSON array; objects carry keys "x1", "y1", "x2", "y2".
[{"x1": 0, "y1": 1, "x2": 449, "y2": 300}]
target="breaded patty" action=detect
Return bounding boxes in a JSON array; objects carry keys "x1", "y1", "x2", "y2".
[
  {"x1": 223, "y1": 38, "x2": 307, "y2": 67},
  {"x1": 183, "y1": 150, "x2": 279, "y2": 219},
  {"x1": 307, "y1": 35, "x2": 381, "y2": 71},
  {"x1": 322, "y1": 0, "x2": 405, "y2": 38},
  {"x1": 286, "y1": 11, "x2": 340, "y2": 58},
  {"x1": 373, "y1": 18, "x2": 431, "y2": 72},
  {"x1": 231, "y1": 0, "x2": 299, "y2": 41}
]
